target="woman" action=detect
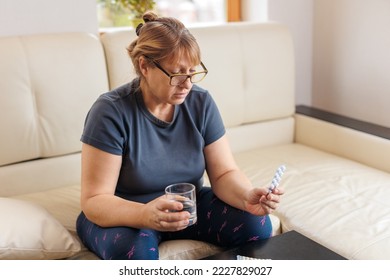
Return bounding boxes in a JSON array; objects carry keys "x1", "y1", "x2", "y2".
[{"x1": 76, "y1": 12, "x2": 284, "y2": 260}]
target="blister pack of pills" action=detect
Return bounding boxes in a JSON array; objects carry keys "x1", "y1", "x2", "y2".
[{"x1": 268, "y1": 165, "x2": 286, "y2": 193}]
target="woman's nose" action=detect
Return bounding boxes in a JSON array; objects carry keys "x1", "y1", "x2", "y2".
[{"x1": 179, "y1": 76, "x2": 192, "y2": 88}]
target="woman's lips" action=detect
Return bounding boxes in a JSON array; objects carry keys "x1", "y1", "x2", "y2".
[{"x1": 173, "y1": 92, "x2": 188, "y2": 99}]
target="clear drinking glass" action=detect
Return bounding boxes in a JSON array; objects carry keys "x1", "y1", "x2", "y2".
[{"x1": 165, "y1": 183, "x2": 197, "y2": 226}]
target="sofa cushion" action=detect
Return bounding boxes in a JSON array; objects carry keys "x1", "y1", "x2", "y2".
[
  {"x1": 0, "y1": 198, "x2": 81, "y2": 260},
  {"x1": 0, "y1": 33, "x2": 109, "y2": 167},
  {"x1": 159, "y1": 240, "x2": 223, "y2": 260},
  {"x1": 0, "y1": 154, "x2": 82, "y2": 197},
  {"x1": 232, "y1": 143, "x2": 390, "y2": 260},
  {"x1": 190, "y1": 23, "x2": 295, "y2": 127}
]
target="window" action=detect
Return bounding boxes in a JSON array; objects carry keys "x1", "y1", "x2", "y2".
[{"x1": 97, "y1": 0, "x2": 228, "y2": 28}]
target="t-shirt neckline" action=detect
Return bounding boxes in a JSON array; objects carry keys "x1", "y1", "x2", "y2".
[{"x1": 135, "y1": 86, "x2": 178, "y2": 128}]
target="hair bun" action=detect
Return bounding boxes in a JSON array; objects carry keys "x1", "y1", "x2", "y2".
[
  {"x1": 135, "y1": 23, "x2": 143, "y2": 36},
  {"x1": 143, "y1": 11, "x2": 159, "y2": 23}
]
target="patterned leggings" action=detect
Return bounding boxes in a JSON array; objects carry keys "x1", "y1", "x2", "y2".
[{"x1": 76, "y1": 187, "x2": 272, "y2": 260}]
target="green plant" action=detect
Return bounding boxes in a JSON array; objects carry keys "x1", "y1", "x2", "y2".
[
  {"x1": 97, "y1": 0, "x2": 156, "y2": 27},
  {"x1": 117, "y1": 0, "x2": 156, "y2": 20}
]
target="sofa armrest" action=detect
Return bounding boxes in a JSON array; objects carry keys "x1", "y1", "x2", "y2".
[{"x1": 295, "y1": 105, "x2": 390, "y2": 173}]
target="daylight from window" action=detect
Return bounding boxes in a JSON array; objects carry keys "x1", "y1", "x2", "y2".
[{"x1": 97, "y1": 0, "x2": 226, "y2": 28}]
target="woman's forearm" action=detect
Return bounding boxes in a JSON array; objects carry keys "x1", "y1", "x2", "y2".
[
  {"x1": 210, "y1": 169, "x2": 253, "y2": 211},
  {"x1": 82, "y1": 194, "x2": 146, "y2": 228}
]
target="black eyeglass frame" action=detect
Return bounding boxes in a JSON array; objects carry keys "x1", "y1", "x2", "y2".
[{"x1": 145, "y1": 56, "x2": 208, "y2": 86}]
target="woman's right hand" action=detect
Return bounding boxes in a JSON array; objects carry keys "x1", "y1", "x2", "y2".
[{"x1": 142, "y1": 195, "x2": 191, "y2": 231}]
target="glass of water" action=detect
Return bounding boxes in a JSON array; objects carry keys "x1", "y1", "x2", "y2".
[{"x1": 165, "y1": 183, "x2": 197, "y2": 226}]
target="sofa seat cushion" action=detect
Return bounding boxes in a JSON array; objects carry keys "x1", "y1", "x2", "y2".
[
  {"x1": 12, "y1": 185, "x2": 281, "y2": 260},
  {"x1": 232, "y1": 143, "x2": 390, "y2": 260},
  {"x1": 0, "y1": 198, "x2": 81, "y2": 260}
]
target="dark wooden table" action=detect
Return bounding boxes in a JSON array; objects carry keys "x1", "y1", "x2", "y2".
[{"x1": 202, "y1": 230, "x2": 347, "y2": 260}]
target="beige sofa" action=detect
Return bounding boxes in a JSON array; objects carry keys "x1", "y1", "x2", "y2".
[{"x1": 1, "y1": 22, "x2": 390, "y2": 260}]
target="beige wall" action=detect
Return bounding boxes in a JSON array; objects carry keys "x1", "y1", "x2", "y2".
[
  {"x1": 313, "y1": 0, "x2": 390, "y2": 127},
  {"x1": 268, "y1": 0, "x2": 313, "y2": 106}
]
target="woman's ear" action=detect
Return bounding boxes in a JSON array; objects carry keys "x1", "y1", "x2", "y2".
[{"x1": 138, "y1": 56, "x2": 149, "y2": 77}]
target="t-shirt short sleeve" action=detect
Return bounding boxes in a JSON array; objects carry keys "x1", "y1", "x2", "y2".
[
  {"x1": 80, "y1": 96, "x2": 126, "y2": 155},
  {"x1": 201, "y1": 91, "x2": 226, "y2": 146}
]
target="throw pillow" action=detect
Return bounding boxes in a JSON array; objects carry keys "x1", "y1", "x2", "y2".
[{"x1": 0, "y1": 197, "x2": 81, "y2": 259}]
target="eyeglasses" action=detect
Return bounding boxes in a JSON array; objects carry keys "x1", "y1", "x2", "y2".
[{"x1": 146, "y1": 57, "x2": 208, "y2": 86}]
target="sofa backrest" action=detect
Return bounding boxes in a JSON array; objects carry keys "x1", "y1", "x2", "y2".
[
  {"x1": 0, "y1": 33, "x2": 109, "y2": 195},
  {"x1": 101, "y1": 22, "x2": 296, "y2": 153}
]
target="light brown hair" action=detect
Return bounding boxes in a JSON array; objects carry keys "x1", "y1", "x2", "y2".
[{"x1": 127, "y1": 12, "x2": 201, "y2": 77}]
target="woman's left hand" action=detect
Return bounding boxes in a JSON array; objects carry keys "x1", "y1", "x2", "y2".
[{"x1": 244, "y1": 187, "x2": 284, "y2": 216}]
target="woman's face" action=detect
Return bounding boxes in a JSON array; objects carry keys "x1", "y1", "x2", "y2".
[{"x1": 141, "y1": 54, "x2": 196, "y2": 107}]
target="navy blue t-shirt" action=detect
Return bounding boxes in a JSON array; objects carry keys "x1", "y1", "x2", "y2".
[{"x1": 81, "y1": 79, "x2": 225, "y2": 203}]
